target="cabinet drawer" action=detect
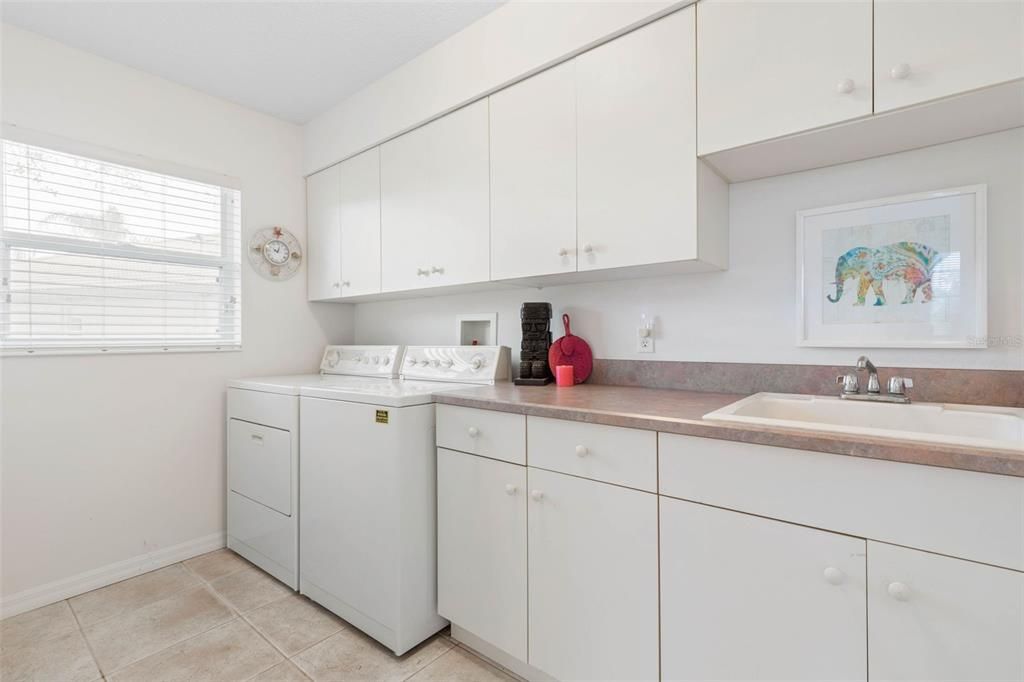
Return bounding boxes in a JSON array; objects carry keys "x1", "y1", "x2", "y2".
[
  {"x1": 659, "y1": 433, "x2": 1024, "y2": 571},
  {"x1": 436, "y1": 405, "x2": 526, "y2": 465},
  {"x1": 527, "y1": 416, "x2": 656, "y2": 491},
  {"x1": 228, "y1": 419, "x2": 291, "y2": 516}
]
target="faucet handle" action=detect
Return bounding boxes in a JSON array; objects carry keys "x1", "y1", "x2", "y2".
[
  {"x1": 888, "y1": 376, "x2": 914, "y2": 395},
  {"x1": 836, "y1": 373, "x2": 859, "y2": 394}
]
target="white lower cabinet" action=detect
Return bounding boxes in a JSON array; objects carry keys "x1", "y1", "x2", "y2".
[
  {"x1": 436, "y1": 448, "x2": 527, "y2": 662},
  {"x1": 660, "y1": 498, "x2": 867, "y2": 681},
  {"x1": 868, "y1": 541, "x2": 1024, "y2": 682},
  {"x1": 437, "y1": 408, "x2": 1023, "y2": 681},
  {"x1": 527, "y1": 467, "x2": 659, "y2": 681}
]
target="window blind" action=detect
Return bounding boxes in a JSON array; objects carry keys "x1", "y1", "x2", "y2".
[{"x1": 1, "y1": 140, "x2": 241, "y2": 354}]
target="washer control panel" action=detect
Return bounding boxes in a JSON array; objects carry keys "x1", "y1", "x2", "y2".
[
  {"x1": 320, "y1": 345, "x2": 405, "y2": 377},
  {"x1": 401, "y1": 346, "x2": 511, "y2": 384}
]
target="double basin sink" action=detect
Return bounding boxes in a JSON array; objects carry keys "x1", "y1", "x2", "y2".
[{"x1": 704, "y1": 393, "x2": 1024, "y2": 452}]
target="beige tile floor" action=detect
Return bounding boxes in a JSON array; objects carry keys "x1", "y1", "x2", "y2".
[{"x1": 0, "y1": 549, "x2": 517, "y2": 682}]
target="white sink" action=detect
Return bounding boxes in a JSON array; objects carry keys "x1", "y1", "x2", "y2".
[{"x1": 704, "y1": 393, "x2": 1024, "y2": 451}]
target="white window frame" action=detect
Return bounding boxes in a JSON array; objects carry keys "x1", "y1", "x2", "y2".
[{"x1": 0, "y1": 127, "x2": 243, "y2": 356}]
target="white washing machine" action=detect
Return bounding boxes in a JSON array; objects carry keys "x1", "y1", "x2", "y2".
[
  {"x1": 299, "y1": 345, "x2": 510, "y2": 655},
  {"x1": 225, "y1": 345, "x2": 405, "y2": 589}
]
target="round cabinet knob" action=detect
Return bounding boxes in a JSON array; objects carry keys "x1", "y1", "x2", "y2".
[
  {"x1": 467, "y1": 426, "x2": 480, "y2": 438},
  {"x1": 890, "y1": 63, "x2": 911, "y2": 80},
  {"x1": 823, "y1": 567, "x2": 845, "y2": 585},
  {"x1": 443, "y1": 359, "x2": 454, "y2": 368},
  {"x1": 887, "y1": 582, "x2": 911, "y2": 602},
  {"x1": 372, "y1": 356, "x2": 381, "y2": 364},
  {"x1": 505, "y1": 484, "x2": 517, "y2": 496},
  {"x1": 583, "y1": 244, "x2": 594, "y2": 254},
  {"x1": 417, "y1": 268, "x2": 429, "y2": 276},
  {"x1": 530, "y1": 490, "x2": 544, "y2": 501},
  {"x1": 836, "y1": 78, "x2": 855, "y2": 94},
  {"x1": 431, "y1": 266, "x2": 445, "y2": 275},
  {"x1": 558, "y1": 248, "x2": 569, "y2": 257},
  {"x1": 332, "y1": 282, "x2": 340, "y2": 288},
  {"x1": 341, "y1": 280, "x2": 350, "y2": 288},
  {"x1": 575, "y1": 445, "x2": 589, "y2": 457},
  {"x1": 382, "y1": 357, "x2": 391, "y2": 365},
  {"x1": 470, "y1": 357, "x2": 483, "y2": 370}
]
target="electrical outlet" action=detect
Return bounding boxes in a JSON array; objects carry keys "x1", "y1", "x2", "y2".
[{"x1": 637, "y1": 328, "x2": 654, "y2": 353}]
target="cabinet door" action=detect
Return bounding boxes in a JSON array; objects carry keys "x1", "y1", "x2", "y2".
[
  {"x1": 380, "y1": 100, "x2": 490, "y2": 292},
  {"x1": 527, "y1": 467, "x2": 658, "y2": 680},
  {"x1": 338, "y1": 147, "x2": 381, "y2": 297},
  {"x1": 490, "y1": 61, "x2": 577, "y2": 280},
  {"x1": 875, "y1": 0, "x2": 1024, "y2": 112},
  {"x1": 437, "y1": 449, "x2": 527, "y2": 661},
  {"x1": 697, "y1": 0, "x2": 872, "y2": 154},
  {"x1": 576, "y1": 8, "x2": 698, "y2": 271},
  {"x1": 661, "y1": 498, "x2": 867, "y2": 681},
  {"x1": 868, "y1": 541, "x2": 1024, "y2": 681},
  {"x1": 306, "y1": 165, "x2": 341, "y2": 300}
]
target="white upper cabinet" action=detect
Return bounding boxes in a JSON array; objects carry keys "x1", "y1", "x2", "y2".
[
  {"x1": 306, "y1": 164, "x2": 341, "y2": 301},
  {"x1": 489, "y1": 61, "x2": 577, "y2": 281},
  {"x1": 874, "y1": 0, "x2": 1024, "y2": 112},
  {"x1": 337, "y1": 148, "x2": 381, "y2": 298},
  {"x1": 577, "y1": 8, "x2": 725, "y2": 273},
  {"x1": 697, "y1": 0, "x2": 873, "y2": 155},
  {"x1": 868, "y1": 541, "x2": 1024, "y2": 681},
  {"x1": 380, "y1": 99, "x2": 490, "y2": 293},
  {"x1": 661, "y1": 498, "x2": 868, "y2": 682}
]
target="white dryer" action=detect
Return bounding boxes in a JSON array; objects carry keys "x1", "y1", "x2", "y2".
[
  {"x1": 299, "y1": 345, "x2": 510, "y2": 655},
  {"x1": 225, "y1": 345, "x2": 405, "y2": 589}
]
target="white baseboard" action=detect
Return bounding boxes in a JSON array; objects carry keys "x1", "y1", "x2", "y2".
[{"x1": 1, "y1": 531, "x2": 226, "y2": 620}]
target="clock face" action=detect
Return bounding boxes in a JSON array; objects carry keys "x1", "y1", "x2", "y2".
[
  {"x1": 263, "y1": 239, "x2": 290, "y2": 265},
  {"x1": 248, "y1": 227, "x2": 302, "y2": 281}
]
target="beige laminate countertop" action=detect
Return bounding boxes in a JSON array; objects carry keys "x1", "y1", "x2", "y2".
[{"x1": 434, "y1": 383, "x2": 1024, "y2": 478}]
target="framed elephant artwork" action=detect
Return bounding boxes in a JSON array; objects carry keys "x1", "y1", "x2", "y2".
[{"x1": 796, "y1": 185, "x2": 987, "y2": 348}]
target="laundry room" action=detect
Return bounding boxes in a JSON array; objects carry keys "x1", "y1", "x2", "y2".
[{"x1": 1, "y1": 1, "x2": 1022, "y2": 681}]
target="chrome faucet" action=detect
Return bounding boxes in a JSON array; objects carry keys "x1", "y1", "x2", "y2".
[
  {"x1": 856, "y1": 355, "x2": 881, "y2": 394},
  {"x1": 836, "y1": 355, "x2": 914, "y2": 404}
]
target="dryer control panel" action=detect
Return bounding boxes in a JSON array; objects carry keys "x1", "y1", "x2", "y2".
[{"x1": 320, "y1": 345, "x2": 405, "y2": 377}]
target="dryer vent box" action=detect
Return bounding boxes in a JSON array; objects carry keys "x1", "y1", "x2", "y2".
[{"x1": 456, "y1": 313, "x2": 496, "y2": 346}]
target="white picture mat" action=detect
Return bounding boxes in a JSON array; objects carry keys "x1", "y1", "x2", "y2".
[{"x1": 796, "y1": 185, "x2": 987, "y2": 348}]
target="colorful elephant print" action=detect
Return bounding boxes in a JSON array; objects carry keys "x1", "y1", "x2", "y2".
[{"x1": 826, "y1": 241, "x2": 944, "y2": 306}]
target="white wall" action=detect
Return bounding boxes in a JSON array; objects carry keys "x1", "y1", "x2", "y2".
[
  {"x1": 303, "y1": 0, "x2": 679, "y2": 174},
  {"x1": 354, "y1": 128, "x2": 1024, "y2": 371},
  {"x1": 0, "y1": 24, "x2": 353, "y2": 607}
]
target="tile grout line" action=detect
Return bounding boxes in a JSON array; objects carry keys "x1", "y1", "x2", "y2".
[
  {"x1": 66, "y1": 599, "x2": 106, "y2": 682},
  {"x1": 180, "y1": 557, "x2": 297, "y2": 680},
  {"x1": 71, "y1": 559, "x2": 227, "y2": 633},
  {"x1": 403, "y1": 645, "x2": 458, "y2": 682},
  {"x1": 396, "y1": 635, "x2": 458, "y2": 682},
  {"x1": 449, "y1": 640, "x2": 526, "y2": 682},
  {"x1": 101, "y1": 556, "x2": 263, "y2": 679}
]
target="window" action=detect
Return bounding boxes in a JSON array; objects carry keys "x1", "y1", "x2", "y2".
[{"x1": 1, "y1": 139, "x2": 241, "y2": 354}]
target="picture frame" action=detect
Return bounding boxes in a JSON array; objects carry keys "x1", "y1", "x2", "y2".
[{"x1": 796, "y1": 185, "x2": 987, "y2": 348}]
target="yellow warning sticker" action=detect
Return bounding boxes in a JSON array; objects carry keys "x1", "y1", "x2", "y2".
[{"x1": 375, "y1": 409, "x2": 389, "y2": 424}]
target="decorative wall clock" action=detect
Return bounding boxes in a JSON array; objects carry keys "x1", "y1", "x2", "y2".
[{"x1": 248, "y1": 226, "x2": 302, "y2": 280}]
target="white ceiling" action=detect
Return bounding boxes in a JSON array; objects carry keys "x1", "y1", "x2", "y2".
[{"x1": 1, "y1": 1, "x2": 504, "y2": 124}]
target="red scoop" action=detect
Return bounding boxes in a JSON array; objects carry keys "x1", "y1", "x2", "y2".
[{"x1": 548, "y1": 313, "x2": 593, "y2": 384}]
